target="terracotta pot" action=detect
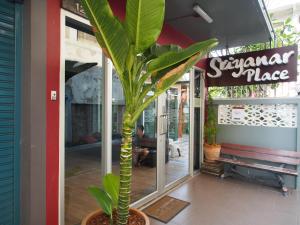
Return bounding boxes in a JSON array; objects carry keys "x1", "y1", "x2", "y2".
[
  {"x1": 203, "y1": 143, "x2": 221, "y2": 162},
  {"x1": 81, "y1": 208, "x2": 150, "y2": 225}
]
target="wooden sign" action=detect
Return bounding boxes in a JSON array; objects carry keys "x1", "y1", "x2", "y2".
[
  {"x1": 206, "y1": 45, "x2": 298, "y2": 87},
  {"x1": 62, "y1": 0, "x2": 87, "y2": 18}
]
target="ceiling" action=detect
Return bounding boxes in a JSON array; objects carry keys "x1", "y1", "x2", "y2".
[{"x1": 165, "y1": 0, "x2": 274, "y2": 50}]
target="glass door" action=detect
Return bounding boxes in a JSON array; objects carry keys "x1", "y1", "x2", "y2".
[
  {"x1": 63, "y1": 19, "x2": 104, "y2": 225},
  {"x1": 163, "y1": 72, "x2": 192, "y2": 186},
  {"x1": 61, "y1": 12, "x2": 198, "y2": 223},
  {"x1": 61, "y1": 13, "x2": 159, "y2": 224}
]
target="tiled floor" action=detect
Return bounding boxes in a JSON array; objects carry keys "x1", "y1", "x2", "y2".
[
  {"x1": 149, "y1": 174, "x2": 300, "y2": 225},
  {"x1": 64, "y1": 145, "x2": 189, "y2": 225}
]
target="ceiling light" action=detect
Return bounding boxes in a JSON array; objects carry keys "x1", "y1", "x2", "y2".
[{"x1": 193, "y1": 4, "x2": 213, "y2": 23}]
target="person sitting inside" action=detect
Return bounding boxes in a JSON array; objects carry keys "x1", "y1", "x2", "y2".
[{"x1": 133, "y1": 125, "x2": 149, "y2": 167}]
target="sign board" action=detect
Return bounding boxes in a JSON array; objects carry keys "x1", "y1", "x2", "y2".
[
  {"x1": 231, "y1": 106, "x2": 245, "y2": 122},
  {"x1": 206, "y1": 45, "x2": 298, "y2": 87},
  {"x1": 62, "y1": 0, "x2": 87, "y2": 18}
]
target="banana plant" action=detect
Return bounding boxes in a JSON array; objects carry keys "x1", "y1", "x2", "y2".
[
  {"x1": 88, "y1": 173, "x2": 120, "y2": 225},
  {"x1": 81, "y1": 0, "x2": 218, "y2": 224}
]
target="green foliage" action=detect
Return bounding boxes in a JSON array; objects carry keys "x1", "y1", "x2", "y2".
[
  {"x1": 81, "y1": 0, "x2": 129, "y2": 75},
  {"x1": 103, "y1": 173, "x2": 120, "y2": 207},
  {"x1": 88, "y1": 187, "x2": 113, "y2": 215},
  {"x1": 88, "y1": 173, "x2": 120, "y2": 225},
  {"x1": 125, "y1": 0, "x2": 165, "y2": 53},
  {"x1": 204, "y1": 92, "x2": 217, "y2": 145},
  {"x1": 236, "y1": 17, "x2": 300, "y2": 52},
  {"x1": 147, "y1": 39, "x2": 218, "y2": 73},
  {"x1": 81, "y1": 0, "x2": 218, "y2": 224}
]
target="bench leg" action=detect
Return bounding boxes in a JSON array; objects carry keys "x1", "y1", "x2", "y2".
[
  {"x1": 221, "y1": 165, "x2": 235, "y2": 179},
  {"x1": 221, "y1": 171, "x2": 232, "y2": 179},
  {"x1": 177, "y1": 148, "x2": 181, "y2": 157},
  {"x1": 276, "y1": 174, "x2": 288, "y2": 196}
]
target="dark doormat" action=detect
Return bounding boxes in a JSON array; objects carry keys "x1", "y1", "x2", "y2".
[{"x1": 143, "y1": 196, "x2": 190, "y2": 223}]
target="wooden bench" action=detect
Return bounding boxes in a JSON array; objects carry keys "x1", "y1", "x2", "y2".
[{"x1": 217, "y1": 143, "x2": 300, "y2": 195}]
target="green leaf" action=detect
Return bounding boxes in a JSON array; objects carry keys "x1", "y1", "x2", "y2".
[
  {"x1": 125, "y1": 0, "x2": 165, "y2": 53},
  {"x1": 144, "y1": 44, "x2": 181, "y2": 61},
  {"x1": 103, "y1": 173, "x2": 120, "y2": 207},
  {"x1": 88, "y1": 186, "x2": 112, "y2": 215},
  {"x1": 285, "y1": 17, "x2": 292, "y2": 25},
  {"x1": 155, "y1": 54, "x2": 200, "y2": 91},
  {"x1": 147, "y1": 38, "x2": 218, "y2": 73},
  {"x1": 81, "y1": 0, "x2": 129, "y2": 75}
]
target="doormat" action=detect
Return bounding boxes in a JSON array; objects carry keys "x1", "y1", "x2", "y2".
[{"x1": 143, "y1": 196, "x2": 190, "y2": 223}]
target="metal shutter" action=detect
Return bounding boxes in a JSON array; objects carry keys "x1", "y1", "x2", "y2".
[{"x1": 0, "y1": 1, "x2": 20, "y2": 225}]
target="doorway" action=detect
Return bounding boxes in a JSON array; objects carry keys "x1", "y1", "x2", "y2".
[
  {"x1": 60, "y1": 11, "x2": 159, "y2": 225},
  {"x1": 60, "y1": 10, "x2": 202, "y2": 225},
  {"x1": 164, "y1": 74, "x2": 191, "y2": 186}
]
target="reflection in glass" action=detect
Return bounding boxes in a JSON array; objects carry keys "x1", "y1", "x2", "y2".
[
  {"x1": 194, "y1": 70, "x2": 202, "y2": 170},
  {"x1": 64, "y1": 25, "x2": 103, "y2": 225},
  {"x1": 166, "y1": 73, "x2": 190, "y2": 185},
  {"x1": 111, "y1": 69, "x2": 157, "y2": 203}
]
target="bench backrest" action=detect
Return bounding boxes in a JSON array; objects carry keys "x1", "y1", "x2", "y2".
[{"x1": 221, "y1": 143, "x2": 300, "y2": 166}]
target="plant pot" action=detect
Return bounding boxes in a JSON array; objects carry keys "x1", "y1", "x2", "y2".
[
  {"x1": 203, "y1": 143, "x2": 221, "y2": 162},
  {"x1": 81, "y1": 208, "x2": 150, "y2": 225}
]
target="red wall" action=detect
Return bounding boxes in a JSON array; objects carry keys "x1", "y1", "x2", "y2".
[
  {"x1": 45, "y1": 1, "x2": 206, "y2": 225},
  {"x1": 46, "y1": 0, "x2": 60, "y2": 225}
]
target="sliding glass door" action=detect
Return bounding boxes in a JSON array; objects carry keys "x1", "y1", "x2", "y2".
[
  {"x1": 63, "y1": 19, "x2": 103, "y2": 225},
  {"x1": 164, "y1": 73, "x2": 191, "y2": 186},
  {"x1": 61, "y1": 11, "x2": 199, "y2": 225}
]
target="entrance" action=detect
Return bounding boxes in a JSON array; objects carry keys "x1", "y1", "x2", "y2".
[
  {"x1": 60, "y1": 10, "x2": 202, "y2": 225},
  {"x1": 164, "y1": 73, "x2": 191, "y2": 186}
]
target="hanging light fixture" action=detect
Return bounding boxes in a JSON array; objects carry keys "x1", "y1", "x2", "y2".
[{"x1": 193, "y1": 4, "x2": 213, "y2": 23}]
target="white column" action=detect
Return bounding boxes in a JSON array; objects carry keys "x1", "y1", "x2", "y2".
[{"x1": 102, "y1": 56, "x2": 112, "y2": 175}]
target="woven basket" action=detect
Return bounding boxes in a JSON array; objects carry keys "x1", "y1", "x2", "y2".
[{"x1": 204, "y1": 144, "x2": 221, "y2": 162}]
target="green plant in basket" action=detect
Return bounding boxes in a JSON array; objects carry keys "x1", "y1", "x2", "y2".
[
  {"x1": 204, "y1": 93, "x2": 217, "y2": 145},
  {"x1": 203, "y1": 92, "x2": 221, "y2": 161}
]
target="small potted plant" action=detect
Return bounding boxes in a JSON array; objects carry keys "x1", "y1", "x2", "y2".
[
  {"x1": 80, "y1": 0, "x2": 218, "y2": 224},
  {"x1": 204, "y1": 92, "x2": 221, "y2": 161},
  {"x1": 81, "y1": 173, "x2": 150, "y2": 225}
]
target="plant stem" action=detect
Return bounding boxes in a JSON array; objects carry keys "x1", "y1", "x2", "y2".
[
  {"x1": 117, "y1": 111, "x2": 133, "y2": 225},
  {"x1": 110, "y1": 214, "x2": 113, "y2": 225}
]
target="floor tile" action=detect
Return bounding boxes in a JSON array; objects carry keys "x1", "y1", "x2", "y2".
[{"x1": 147, "y1": 173, "x2": 300, "y2": 225}]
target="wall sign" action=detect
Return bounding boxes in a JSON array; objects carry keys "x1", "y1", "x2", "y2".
[
  {"x1": 231, "y1": 106, "x2": 245, "y2": 122},
  {"x1": 62, "y1": 0, "x2": 87, "y2": 18},
  {"x1": 206, "y1": 45, "x2": 298, "y2": 87}
]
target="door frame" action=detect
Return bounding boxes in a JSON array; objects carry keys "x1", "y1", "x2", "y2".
[
  {"x1": 193, "y1": 67, "x2": 206, "y2": 171},
  {"x1": 155, "y1": 69, "x2": 195, "y2": 193}
]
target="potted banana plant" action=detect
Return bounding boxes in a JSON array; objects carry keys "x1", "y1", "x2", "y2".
[{"x1": 81, "y1": 0, "x2": 218, "y2": 224}]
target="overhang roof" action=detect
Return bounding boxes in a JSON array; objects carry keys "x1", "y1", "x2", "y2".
[{"x1": 166, "y1": 0, "x2": 274, "y2": 50}]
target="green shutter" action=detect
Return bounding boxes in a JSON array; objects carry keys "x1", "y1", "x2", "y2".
[{"x1": 0, "y1": 1, "x2": 21, "y2": 225}]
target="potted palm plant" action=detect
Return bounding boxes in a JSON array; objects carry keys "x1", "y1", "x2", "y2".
[
  {"x1": 81, "y1": 0, "x2": 218, "y2": 224},
  {"x1": 204, "y1": 92, "x2": 221, "y2": 162}
]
